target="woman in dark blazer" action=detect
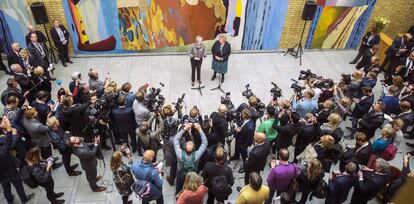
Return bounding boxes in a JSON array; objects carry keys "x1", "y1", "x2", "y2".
[
  {"x1": 19, "y1": 48, "x2": 39, "y2": 70},
  {"x1": 211, "y1": 34, "x2": 231, "y2": 83}
]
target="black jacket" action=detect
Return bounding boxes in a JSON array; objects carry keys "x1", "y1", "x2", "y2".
[
  {"x1": 359, "y1": 111, "x2": 384, "y2": 140},
  {"x1": 325, "y1": 174, "x2": 356, "y2": 204},
  {"x1": 211, "y1": 41, "x2": 231, "y2": 62},
  {"x1": 111, "y1": 106, "x2": 136, "y2": 133},
  {"x1": 350, "y1": 171, "x2": 388, "y2": 204},
  {"x1": 50, "y1": 25, "x2": 69, "y2": 47},
  {"x1": 210, "y1": 112, "x2": 228, "y2": 144},
  {"x1": 27, "y1": 41, "x2": 49, "y2": 68},
  {"x1": 396, "y1": 110, "x2": 414, "y2": 133},
  {"x1": 25, "y1": 31, "x2": 47, "y2": 46},
  {"x1": 356, "y1": 143, "x2": 373, "y2": 166},
  {"x1": 244, "y1": 141, "x2": 270, "y2": 173},
  {"x1": 273, "y1": 118, "x2": 301, "y2": 149},
  {"x1": 359, "y1": 32, "x2": 380, "y2": 51},
  {"x1": 14, "y1": 73, "x2": 34, "y2": 94},
  {"x1": 235, "y1": 119, "x2": 255, "y2": 146},
  {"x1": 20, "y1": 56, "x2": 39, "y2": 70},
  {"x1": 386, "y1": 37, "x2": 410, "y2": 57},
  {"x1": 7, "y1": 50, "x2": 20, "y2": 68},
  {"x1": 401, "y1": 94, "x2": 414, "y2": 111},
  {"x1": 0, "y1": 131, "x2": 21, "y2": 183},
  {"x1": 352, "y1": 95, "x2": 374, "y2": 119},
  {"x1": 61, "y1": 102, "x2": 90, "y2": 136},
  {"x1": 31, "y1": 101, "x2": 50, "y2": 125},
  {"x1": 356, "y1": 48, "x2": 375, "y2": 69},
  {"x1": 202, "y1": 162, "x2": 234, "y2": 188},
  {"x1": 73, "y1": 143, "x2": 98, "y2": 171},
  {"x1": 294, "y1": 123, "x2": 322, "y2": 158}
]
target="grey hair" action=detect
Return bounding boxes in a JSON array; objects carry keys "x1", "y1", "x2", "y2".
[
  {"x1": 10, "y1": 64, "x2": 21, "y2": 72},
  {"x1": 71, "y1": 72, "x2": 81, "y2": 81},
  {"x1": 374, "y1": 158, "x2": 390, "y2": 174}
]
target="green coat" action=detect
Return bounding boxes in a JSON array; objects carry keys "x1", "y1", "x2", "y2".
[{"x1": 257, "y1": 118, "x2": 278, "y2": 142}]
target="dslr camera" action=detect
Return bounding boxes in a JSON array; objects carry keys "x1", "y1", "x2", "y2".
[{"x1": 145, "y1": 84, "x2": 165, "y2": 112}]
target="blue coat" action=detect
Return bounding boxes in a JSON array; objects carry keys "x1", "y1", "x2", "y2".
[{"x1": 131, "y1": 160, "x2": 163, "y2": 189}]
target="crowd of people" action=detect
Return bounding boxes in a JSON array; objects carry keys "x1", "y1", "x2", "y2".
[{"x1": 1, "y1": 23, "x2": 414, "y2": 204}]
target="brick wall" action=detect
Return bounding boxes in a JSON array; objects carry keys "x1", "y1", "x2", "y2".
[
  {"x1": 279, "y1": 0, "x2": 311, "y2": 49},
  {"x1": 367, "y1": 0, "x2": 414, "y2": 38},
  {"x1": 27, "y1": 0, "x2": 74, "y2": 55}
]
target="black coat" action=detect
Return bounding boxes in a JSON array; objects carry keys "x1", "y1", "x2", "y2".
[
  {"x1": 401, "y1": 94, "x2": 414, "y2": 111},
  {"x1": 235, "y1": 119, "x2": 255, "y2": 146},
  {"x1": 359, "y1": 111, "x2": 384, "y2": 140},
  {"x1": 27, "y1": 42, "x2": 49, "y2": 68},
  {"x1": 325, "y1": 174, "x2": 356, "y2": 204},
  {"x1": 50, "y1": 25, "x2": 69, "y2": 47},
  {"x1": 294, "y1": 123, "x2": 322, "y2": 158},
  {"x1": 356, "y1": 143, "x2": 373, "y2": 166},
  {"x1": 211, "y1": 41, "x2": 231, "y2": 62},
  {"x1": 111, "y1": 106, "x2": 136, "y2": 133},
  {"x1": 350, "y1": 171, "x2": 388, "y2": 204},
  {"x1": 356, "y1": 48, "x2": 375, "y2": 69},
  {"x1": 352, "y1": 95, "x2": 374, "y2": 119},
  {"x1": 61, "y1": 102, "x2": 90, "y2": 137},
  {"x1": 386, "y1": 37, "x2": 409, "y2": 57},
  {"x1": 396, "y1": 111, "x2": 414, "y2": 133},
  {"x1": 244, "y1": 141, "x2": 270, "y2": 173},
  {"x1": 359, "y1": 32, "x2": 380, "y2": 51},
  {"x1": 25, "y1": 31, "x2": 47, "y2": 46},
  {"x1": 202, "y1": 162, "x2": 234, "y2": 188},
  {"x1": 14, "y1": 73, "x2": 34, "y2": 94},
  {"x1": 0, "y1": 131, "x2": 21, "y2": 183},
  {"x1": 20, "y1": 56, "x2": 39, "y2": 70},
  {"x1": 31, "y1": 101, "x2": 50, "y2": 125},
  {"x1": 210, "y1": 112, "x2": 228, "y2": 144},
  {"x1": 7, "y1": 50, "x2": 20, "y2": 68},
  {"x1": 273, "y1": 117, "x2": 301, "y2": 149},
  {"x1": 73, "y1": 143, "x2": 98, "y2": 171}
]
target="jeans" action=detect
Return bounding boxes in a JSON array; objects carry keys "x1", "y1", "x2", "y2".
[
  {"x1": 1, "y1": 179, "x2": 28, "y2": 203},
  {"x1": 142, "y1": 194, "x2": 164, "y2": 204},
  {"x1": 190, "y1": 58, "x2": 202, "y2": 82}
]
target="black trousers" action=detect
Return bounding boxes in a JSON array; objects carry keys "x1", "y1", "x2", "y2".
[
  {"x1": 56, "y1": 43, "x2": 70, "y2": 63},
  {"x1": 190, "y1": 58, "x2": 202, "y2": 82},
  {"x1": 85, "y1": 168, "x2": 98, "y2": 190},
  {"x1": 39, "y1": 179, "x2": 58, "y2": 202},
  {"x1": 207, "y1": 191, "x2": 225, "y2": 204},
  {"x1": 1, "y1": 178, "x2": 28, "y2": 203},
  {"x1": 58, "y1": 148, "x2": 73, "y2": 173},
  {"x1": 40, "y1": 145, "x2": 52, "y2": 160},
  {"x1": 15, "y1": 136, "x2": 32, "y2": 167},
  {"x1": 118, "y1": 130, "x2": 137, "y2": 151},
  {"x1": 142, "y1": 194, "x2": 163, "y2": 204},
  {"x1": 0, "y1": 59, "x2": 10, "y2": 74},
  {"x1": 233, "y1": 139, "x2": 248, "y2": 162}
]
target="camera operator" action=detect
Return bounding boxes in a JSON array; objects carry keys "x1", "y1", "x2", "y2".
[
  {"x1": 111, "y1": 96, "x2": 137, "y2": 152},
  {"x1": 273, "y1": 112, "x2": 302, "y2": 153},
  {"x1": 236, "y1": 96, "x2": 264, "y2": 125},
  {"x1": 257, "y1": 106, "x2": 278, "y2": 143},
  {"x1": 161, "y1": 105, "x2": 179, "y2": 185},
  {"x1": 61, "y1": 94, "x2": 91, "y2": 141},
  {"x1": 293, "y1": 113, "x2": 322, "y2": 162},
  {"x1": 210, "y1": 104, "x2": 229, "y2": 145},
  {"x1": 136, "y1": 112, "x2": 164, "y2": 159},
  {"x1": 21, "y1": 107, "x2": 63, "y2": 169},
  {"x1": 292, "y1": 89, "x2": 318, "y2": 118},
  {"x1": 230, "y1": 108, "x2": 255, "y2": 164},
  {"x1": 88, "y1": 69, "x2": 110, "y2": 97},
  {"x1": 86, "y1": 92, "x2": 112, "y2": 150},
  {"x1": 317, "y1": 79, "x2": 335, "y2": 103},
  {"x1": 173, "y1": 123, "x2": 208, "y2": 194},
  {"x1": 68, "y1": 135, "x2": 106, "y2": 192}
]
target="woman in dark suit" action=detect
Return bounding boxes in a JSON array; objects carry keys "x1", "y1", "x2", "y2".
[
  {"x1": 19, "y1": 48, "x2": 38, "y2": 70},
  {"x1": 211, "y1": 34, "x2": 231, "y2": 83}
]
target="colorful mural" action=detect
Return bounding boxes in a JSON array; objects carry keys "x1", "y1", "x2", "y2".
[{"x1": 307, "y1": 0, "x2": 377, "y2": 49}]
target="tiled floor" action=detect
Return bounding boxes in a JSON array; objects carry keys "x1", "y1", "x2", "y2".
[{"x1": 0, "y1": 50, "x2": 410, "y2": 204}]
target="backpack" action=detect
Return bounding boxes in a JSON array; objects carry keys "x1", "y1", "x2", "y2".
[
  {"x1": 210, "y1": 175, "x2": 232, "y2": 200},
  {"x1": 180, "y1": 151, "x2": 197, "y2": 179},
  {"x1": 20, "y1": 165, "x2": 39, "y2": 189},
  {"x1": 131, "y1": 169, "x2": 161, "y2": 202},
  {"x1": 310, "y1": 179, "x2": 328, "y2": 199},
  {"x1": 378, "y1": 143, "x2": 397, "y2": 161}
]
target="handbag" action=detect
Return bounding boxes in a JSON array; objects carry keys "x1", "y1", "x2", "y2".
[{"x1": 114, "y1": 169, "x2": 134, "y2": 194}]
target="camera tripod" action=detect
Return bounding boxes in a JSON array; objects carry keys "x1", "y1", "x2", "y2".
[
  {"x1": 211, "y1": 74, "x2": 226, "y2": 94},
  {"x1": 191, "y1": 83, "x2": 205, "y2": 96},
  {"x1": 284, "y1": 21, "x2": 308, "y2": 66}
]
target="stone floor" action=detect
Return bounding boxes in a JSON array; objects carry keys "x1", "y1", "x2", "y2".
[{"x1": 0, "y1": 50, "x2": 411, "y2": 204}]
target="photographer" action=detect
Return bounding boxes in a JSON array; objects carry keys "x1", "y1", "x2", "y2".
[
  {"x1": 210, "y1": 104, "x2": 229, "y2": 145},
  {"x1": 292, "y1": 89, "x2": 318, "y2": 118},
  {"x1": 0, "y1": 116, "x2": 35, "y2": 204},
  {"x1": 173, "y1": 123, "x2": 208, "y2": 194},
  {"x1": 86, "y1": 92, "x2": 113, "y2": 150},
  {"x1": 88, "y1": 68, "x2": 109, "y2": 97},
  {"x1": 230, "y1": 108, "x2": 255, "y2": 164},
  {"x1": 136, "y1": 112, "x2": 164, "y2": 158},
  {"x1": 111, "y1": 96, "x2": 137, "y2": 152},
  {"x1": 257, "y1": 106, "x2": 278, "y2": 143},
  {"x1": 68, "y1": 135, "x2": 106, "y2": 192},
  {"x1": 332, "y1": 84, "x2": 352, "y2": 118},
  {"x1": 110, "y1": 148, "x2": 134, "y2": 204},
  {"x1": 273, "y1": 112, "x2": 301, "y2": 153},
  {"x1": 317, "y1": 78, "x2": 335, "y2": 103},
  {"x1": 315, "y1": 99, "x2": 334, "y2": 124},
  {"x1": 24, "y1": 147, "x2": 65, "y2": 204},
  {"x1": 275, "y1": 99, "x2": 291, "y2": 126},
  {"x1": 46, "y1": 117, "x2": 81, "y2": 176},
  {"x1": 133, "y1": 91, "x2": 150, "y2": 126},
  {"x1": 182, "y1": 107, "x2": 203, "y2": 148},
  {"x1": 162, "y1": 105, "x2": 179, "y2": 185},
  {"x1": 22, "y1": 107, "x2": 63, "y2": 169},
  {"x1": 293, "y1": 113, "x2": 322, "y2": 161},
  {"x1": 61, "y1": 95, "x2": 91, "y2": 141}
]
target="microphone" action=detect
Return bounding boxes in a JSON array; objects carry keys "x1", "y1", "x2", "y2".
[{"x1": 159, "y1": 82, "x2": 165, "y2": 87}]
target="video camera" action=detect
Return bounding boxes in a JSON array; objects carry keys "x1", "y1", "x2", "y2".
[
  {"x1": 291, "y1": 79, "x2": 305, "y2": 93},
  {"x1": 242, "y1": 84, "x2": 254, "y2": 99},
  {"x1": 145, "y1": 83, "x2": 165, "y2": 112},
  {"x1": 270, "y1": 82, "x2": 282, "y2": 100},
  {"x1": 241, "y1": 84, "x2": 266, "y2": 113},
  {"x1": 220, "y1": 92, "x2": 240, "y2": 121},
  {"x1": 298, "y1": 69, "x2": 317, "y2": 80},
  {"x1": 172, "y1": 93, "x2": 185, "y2": 120}
]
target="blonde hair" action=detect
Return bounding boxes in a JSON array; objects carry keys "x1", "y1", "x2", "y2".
[
  {"x1": 320, "y1": 135, "x2": 335, "y2": 149},
  {"x1": 391, "y1": 119, "x2": 404, "y2": 130},
  {"x1": 307, "y1": 159, "x2": 323, "y2": 181},
  {"x1": 183, "y1": 172, "x2": 202, "y2": 192},
  {"x1": 381, "y1": 126, "x2": 396, "y2": 139},
  {"x1": 33, "y1": 66, "x2": 44, "y2": 76},
  {"x1": 326, "y1": 113, "x2": 342, "y2": 129},
  {"x1": 46, "y1": 116, "x2": 60, "y2": 128},
  {"x1": 24, "y1": 108, "x2": 37, "y2": 119},
  {"x1": 19, "y1": 48, "x2": 29, "y2": 57},
  {"x1": 352, "y1": 71, "x2": 364, "y2": 82},
  {"x1": 110, "y1": 151, "x2": 123, "y2": 172}
]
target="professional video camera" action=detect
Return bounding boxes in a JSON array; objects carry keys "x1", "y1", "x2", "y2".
[
  {"x1": 313, "y1": 78, "x2": 334, "y2": 90},
  {"x1": 291, "y1": 79, "x2": 305, "y2": 93},
  {"x1": 298, "y1": 69, "x2": 317, "y2": 80},
  {"x1": 172, "y1": 93, "x2": 185, "y2": 120},
  {"x1": 145, "y1": 83, "x2": 165, "y2": 112},
  {"x1": 241, "y1": 84, "x2": 266, "y2": 113},
  {"x1": 220, "y1": 92, "x2": 240, "y2": 121},
  {"x1": 270, "y1": 82, "x2": 282, "y2": 100},
  {"x1": 341, "y1": 73, "x2": 352, "y2": 85}
]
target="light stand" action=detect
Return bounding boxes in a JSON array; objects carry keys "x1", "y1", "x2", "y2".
[
  {"x1": 191, "y1": 83, "x2": 206, "y2": 96},
  {"x1": 284, "y1": 20, "x2": 308, "y2": 66},
  {"x1": 41, "y1": 23, "x2": 58, "y2": 64},
  {"x1": 211, "y1": 74, "x2": 226, "y2": 94}
]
